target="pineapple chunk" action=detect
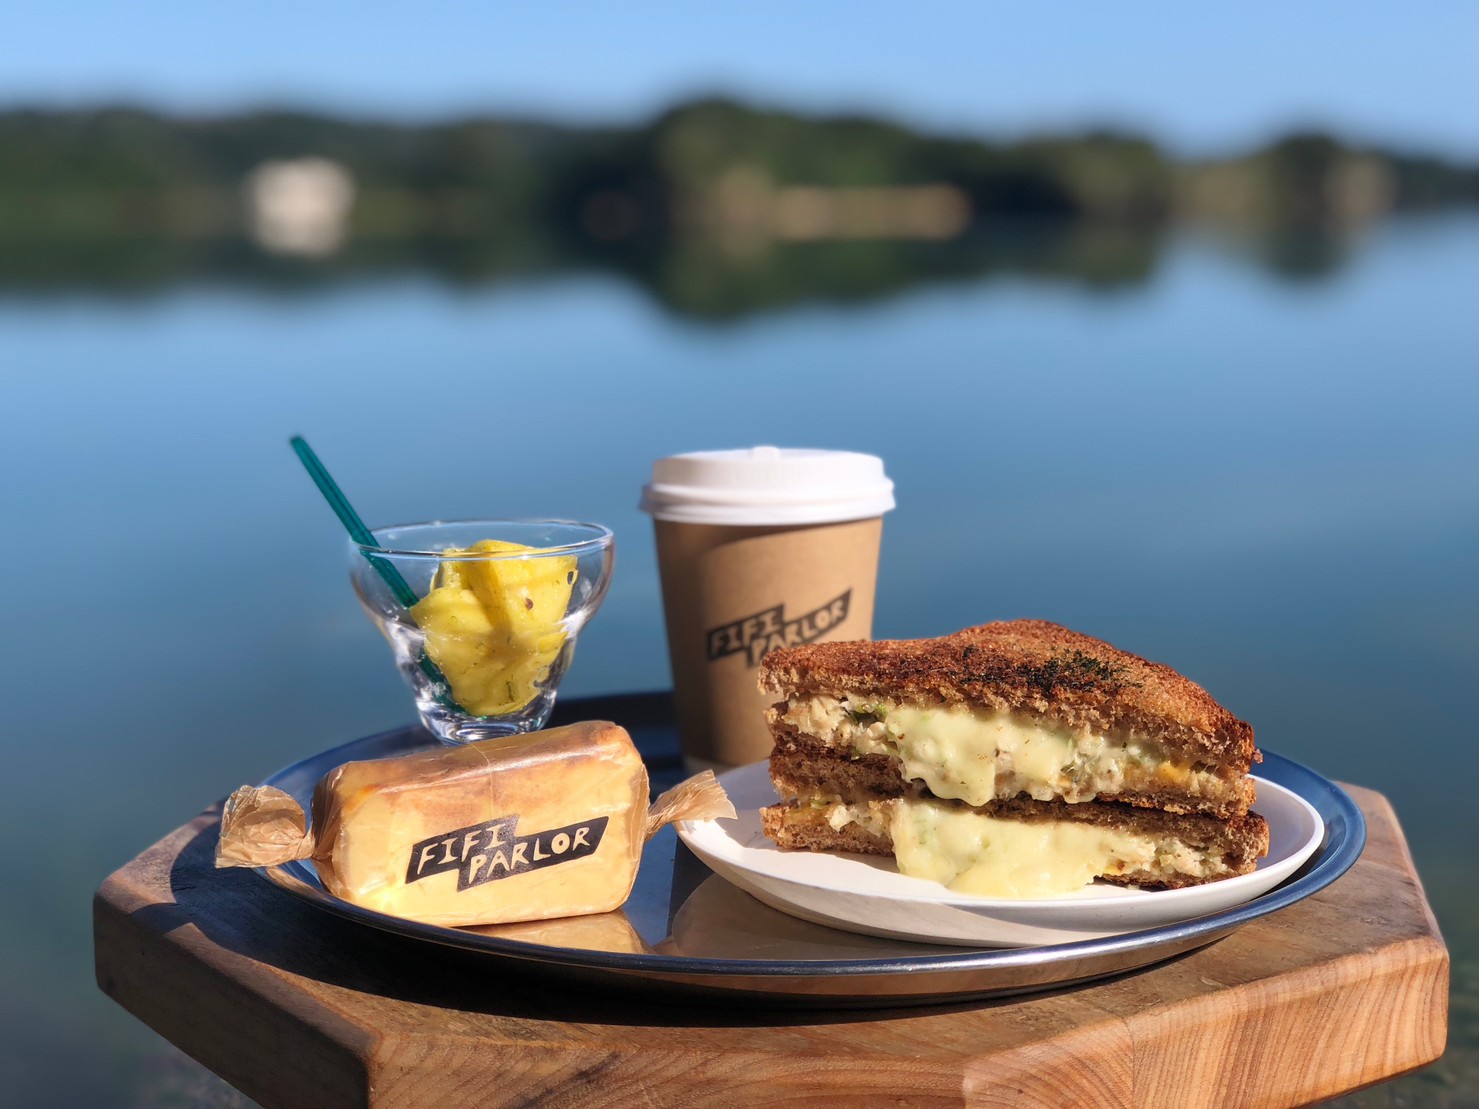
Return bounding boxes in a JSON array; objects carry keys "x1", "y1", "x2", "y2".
[
  {"x1": 410, "y1": 540, "x2": 577, "y2": 717},
  {"x1": 454, "y1": 539, "x2": 577, "y2": 643},
  {"x1": 409, "y1": 587, "x2": 494, "y2": 681}
]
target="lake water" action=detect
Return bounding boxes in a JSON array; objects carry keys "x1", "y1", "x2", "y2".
[{"x1": 2, "y1": 216, "x2": 1476, "y2": 1104}]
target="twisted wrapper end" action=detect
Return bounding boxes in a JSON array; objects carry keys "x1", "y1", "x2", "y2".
[{"x1": 215, "y1": 784, "x2": 316, "y2": 867}]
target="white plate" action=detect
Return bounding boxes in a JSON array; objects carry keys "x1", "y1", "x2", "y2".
[{"x1": 677, "y1": 763, "x2": 1325, "y2": 948}]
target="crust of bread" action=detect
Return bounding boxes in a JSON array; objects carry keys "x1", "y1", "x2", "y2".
[
  {"x1": 769, "y1": 725, "x2": 1257, "y2": 820},
  {"x1": 761, "y1": 804, "x2": 892, "y2": 856},
  {"x1": 761, "y1": 801, "x2": 1270, "y2": 889},
  {"x1": 759, "y1": 619, "x2": 1257, "y2": 768}
]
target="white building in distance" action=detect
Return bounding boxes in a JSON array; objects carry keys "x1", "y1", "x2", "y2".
[{"x1": 243, "y1": 158, "x2": 356, "y2": 256}]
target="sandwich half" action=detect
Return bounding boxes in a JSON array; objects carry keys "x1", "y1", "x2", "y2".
[{"x1": 759, "y1": 619, "x2": 1270, "y2": 895}]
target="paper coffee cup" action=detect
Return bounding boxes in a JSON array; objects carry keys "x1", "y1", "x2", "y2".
[{"x1": 641, "y1": 447, "x2": 895, "y2": 770}]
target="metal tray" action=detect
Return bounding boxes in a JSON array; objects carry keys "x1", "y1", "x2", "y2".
[{"x1": 255, "y1": 722, "x2": 1364, "y2": 1007}]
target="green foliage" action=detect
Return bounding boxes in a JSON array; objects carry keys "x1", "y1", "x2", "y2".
[{"x1": 0, "y1": 99, "x2": 1474, "y2": 316}]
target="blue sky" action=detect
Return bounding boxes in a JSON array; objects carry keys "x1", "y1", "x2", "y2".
[{"x1": 4, "y1": 1, "x2": 1477, "y2": 156}]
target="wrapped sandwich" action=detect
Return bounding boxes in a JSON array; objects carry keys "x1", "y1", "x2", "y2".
[{"x1": 216, "y1": 720, "x2": 733, "y2": 927}]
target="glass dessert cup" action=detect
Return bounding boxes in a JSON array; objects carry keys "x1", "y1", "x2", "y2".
[{"x1": 350, "y1": 519, "x2": 614, "y2": 745}]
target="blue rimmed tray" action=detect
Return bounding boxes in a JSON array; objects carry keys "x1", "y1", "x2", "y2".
[{"x1": 252, "y1": 723, "x2": 1364, "y2": 1007}]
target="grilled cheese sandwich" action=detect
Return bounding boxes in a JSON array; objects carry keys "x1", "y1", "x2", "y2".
[{"x1": 759, "y1": 620, "x2": 1269, "y2": 896}]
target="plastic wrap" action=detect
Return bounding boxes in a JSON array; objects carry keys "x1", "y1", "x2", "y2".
[{"x1": 216, "y1": 720, "x2": 733, "y2": 927}]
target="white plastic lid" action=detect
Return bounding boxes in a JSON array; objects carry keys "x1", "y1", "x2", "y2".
[{"x1": 639, "y1": 446, "x2": 895, "y2": 525}]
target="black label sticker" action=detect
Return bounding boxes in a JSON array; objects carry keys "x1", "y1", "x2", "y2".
[
  {"x1": 405, "y1": 814, "x2": 609, "y2": 891},
  {"x1": 706, "y1": 588, "x2": 852, "y2": 667}
]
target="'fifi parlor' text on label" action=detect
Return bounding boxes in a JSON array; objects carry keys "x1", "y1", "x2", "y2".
[{"x1": 405, "y1": 814, "x2": 609, "y2": 892}]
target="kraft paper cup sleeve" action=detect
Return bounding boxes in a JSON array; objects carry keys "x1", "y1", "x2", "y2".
[
  {"x1": 644, "y1": 770, "x2": 736, "y2": 842},
  {"x1": 216, "y1": 784, "x2": 316, "y2": 868}
]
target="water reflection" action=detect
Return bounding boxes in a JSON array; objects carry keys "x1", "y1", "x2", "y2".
[
  {"x1": 3, "y1": 198, "x2": 1475, "y2": 1103},
  {"x1": 0, "y1": 218, "x2": 1375, "y2": 319}
]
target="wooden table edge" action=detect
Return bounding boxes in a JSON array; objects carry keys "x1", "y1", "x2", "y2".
[{"x1": 94, "y1": 784, "x2": 1451, "y2": 1108}]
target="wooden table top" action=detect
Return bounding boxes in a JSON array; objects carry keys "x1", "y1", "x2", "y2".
[{"x1": 94, "y1": 701, "x2": 1448, "y2": 1108}]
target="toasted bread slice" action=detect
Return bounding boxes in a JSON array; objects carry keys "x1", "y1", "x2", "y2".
[
  {"x1": 769, "y1": 724, "x2": 1257, "y2": 820},
  {"x1": 760, "y1": 619, "x2": 1258, "y2": 773},
  {"x1": 762, "y1": 795, "x2": 1270, "y2": 891}
]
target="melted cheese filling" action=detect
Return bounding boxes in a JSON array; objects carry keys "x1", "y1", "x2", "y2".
[
  {"x1": 782, "y1": 696, "x2": 1224, "y2": 808},
  {"x1": 890, "y1": 799, "x2": 1162, "y2": 896},
  {"x1": 821, "y1": 798, "x2": 1223, "y2": 897}
]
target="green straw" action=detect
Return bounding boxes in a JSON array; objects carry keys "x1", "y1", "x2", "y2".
[{"x1": 289, "y1": 435, "x2": 456, "y2": 705}]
